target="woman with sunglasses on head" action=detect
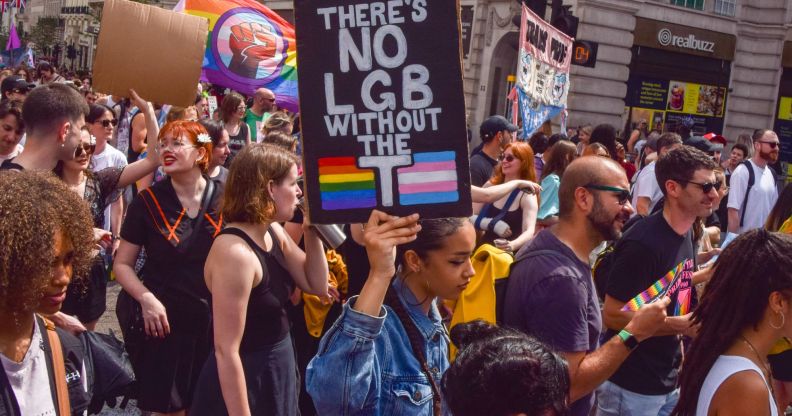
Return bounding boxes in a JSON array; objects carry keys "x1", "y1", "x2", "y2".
[
  {"x1": 0, "y1": 100, "x2": 23, "y2": 164},
  {"x1": 114, "y1": 119, "x2": 222, "y2": 416},
  {"x1": 199, "y1": 119, "x2": 231, "y2": 185},
  {"x1": 55, "y1": 89, "x2": 161, "y2": 331},
  {"x1": 473, "y1": 141, "x2": 539, "y2": 253},
  {"x1": 307, "y1": 212, "x2": 476, "y2": 415},
  {"x1": 673, "y1": 230, "x2": 792, "y2": 416}
]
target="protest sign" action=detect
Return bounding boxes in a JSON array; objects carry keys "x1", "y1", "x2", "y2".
[
  {"x1": 515, "y1": 4, "x2": 573, "y2": 137},
  {"x1": 295, "y1": 0, "x2": 471, "y2": 224},
  {"x1": 93, "y1": 0, "x2": 207, "y2": 107}
]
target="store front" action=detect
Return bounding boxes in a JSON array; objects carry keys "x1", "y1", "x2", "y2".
[
  {"x1": 624, "y1": 18, "x2": 736, "y2": 136},
  {"x1": 773, "y1": 42, "x2": 792, "y2": 164}
]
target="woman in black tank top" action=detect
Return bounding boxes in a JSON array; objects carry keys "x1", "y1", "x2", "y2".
[{"x1": 191, "y1": 144, "x2": 330, "y2": 416}]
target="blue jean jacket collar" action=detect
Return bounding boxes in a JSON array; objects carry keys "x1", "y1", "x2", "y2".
[{"x1": 392, "y1": 277, "x2": 448, "y2": 343}]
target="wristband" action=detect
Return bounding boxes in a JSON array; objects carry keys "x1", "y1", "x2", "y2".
[{"x1": 618, "y1": 329, "x2": 639, "y2": 351}]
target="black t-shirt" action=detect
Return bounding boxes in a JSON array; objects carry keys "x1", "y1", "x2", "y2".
[
  {"x1": 503, "y1": 229, "x2": 601, "y2": 416},
  {"x1": 604, "y1": 211, "x2": 697, "y2": 395},
  {"x1": 0, "y1": 158, "x2": 23, "y2": 171},
  {"x1": 469, "y1": 151, "x2": 497, "y2": 187}
]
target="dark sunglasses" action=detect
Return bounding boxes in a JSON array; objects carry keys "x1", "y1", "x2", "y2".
[
  {"x1": 97, "y1": 119, "x2": 118, "y2": 128},
  {"x1": 499, "y1": 154, "x2": 518, "y2": 162},
  {"x1": 683, "y1": 180, "x2": 722, "y2": 194},
  {"x1": 10, "y1": 88, "x2": 29, "y2": 95},
  {"x1": 759, "y1": 141, "x2": 780, "y2": 149},
  {"x1": 584, "y1": 184, "x2": 631, "y2": 205},
  {"x1": 74, "y1": 142, "x2": 96, "y2": 158}
]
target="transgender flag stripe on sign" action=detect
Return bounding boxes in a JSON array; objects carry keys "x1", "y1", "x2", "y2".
[{"x1": 397, "y1": 151, "x2": 459, "y2": 206}]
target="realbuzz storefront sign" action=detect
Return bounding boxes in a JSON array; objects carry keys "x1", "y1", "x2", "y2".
[{"x1": 634, "y1": 18, "x2": 735, "y2": 60}]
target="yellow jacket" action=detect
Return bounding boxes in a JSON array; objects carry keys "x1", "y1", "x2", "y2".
[{"x1": 302, "y1": 250, "x2": 348, "y2": 338}]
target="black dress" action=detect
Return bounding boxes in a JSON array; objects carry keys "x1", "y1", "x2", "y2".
[
  {"x1": 225, "y1": 123, "x2": 249, "y2": 168},
  {"x1": 191, "y1": 227, "x2": 298, "y2": 416},
  {"x1": 120, "y1": 176, "x2": 223, "y2": 413},
  {"x1": 61, "y1": 167, "x2": 125, "y2": 322}
]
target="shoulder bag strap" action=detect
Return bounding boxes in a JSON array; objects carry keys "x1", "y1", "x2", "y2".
[
  {"x1": 39, "y1": 316, "x2": 70, "y2": 416},
  {"x1": 176, "y1": 178, "x2": 215, "y2": 255},
  {"x1": 739, "y1": 160, "x2": 755, "y2": 228},
  {"x1": 486, "y1": 189, "x2": 521, "y2": 232}
]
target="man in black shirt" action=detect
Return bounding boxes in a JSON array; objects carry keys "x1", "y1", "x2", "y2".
[
  {"x1": 598, "y1": 146, "x2": 719, "y2": 415},
  {"x1": 469, "y1": 115, "x2": 516, "y2": 186},
  {"x1": 0, "y1": 84, "x2": 88, "y2": 172}
]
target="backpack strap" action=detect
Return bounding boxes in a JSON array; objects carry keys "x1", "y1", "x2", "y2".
[
  {"x1": 39, "y1": 316, "x2": 70, "y2": 416},
  {"x1": 739, "y1": 160, "x2": 755, "y2": 228},
  {"x1": 480, "y1": 189, "x2": 521, "y2": 233}
]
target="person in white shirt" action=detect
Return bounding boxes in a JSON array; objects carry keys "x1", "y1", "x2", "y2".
[
  {"x1": 87, "y1": 104, "x2": 127, "y2": 252},
  {"x1": 630, "y1": 133, "x2": 682, "y2": 216},
  {"x1": 727, "y1": 129, "x2": 780, "y2": 234}
]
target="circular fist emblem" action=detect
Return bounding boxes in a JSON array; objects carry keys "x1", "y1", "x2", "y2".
[{"x1": 213, "y1": 9, "x2": 288, "y2": 81}]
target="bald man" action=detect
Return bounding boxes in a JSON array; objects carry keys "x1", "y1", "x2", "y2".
[
  {"x1": 245, "y1": 88, "x2": 276, "y2": 142},
  {"x1": 503, "y1": 156, "x2": 670, "y2": 416}
]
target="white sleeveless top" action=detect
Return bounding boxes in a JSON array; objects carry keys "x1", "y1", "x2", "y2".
[{"x1": 696, "y1": 355, "x2": 778, "y2": 416}]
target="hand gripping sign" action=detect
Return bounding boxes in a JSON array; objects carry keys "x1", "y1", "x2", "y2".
[{"x1": 295, "y1": 0, "x2": 472, "y2": 224}]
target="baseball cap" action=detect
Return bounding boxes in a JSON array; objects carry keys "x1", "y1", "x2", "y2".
[
  {"x1": 703, "y1": 132, "x2": 727, "y2": 146},
  {"x1": 1, "y1": 76, "x2": 34, "y2": 97},
  {"x1": 479, "y1": 115, "x2": 518, "y2": 142},
  {"x1": 686, "y1": 135, "x2": 723, "y2": 154}
]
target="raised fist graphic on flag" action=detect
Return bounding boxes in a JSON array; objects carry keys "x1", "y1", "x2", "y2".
[{"x1": 228, "y1": 21, "x2": 278, "y2": 79}]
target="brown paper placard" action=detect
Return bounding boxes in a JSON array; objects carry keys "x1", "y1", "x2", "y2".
[{"x1": 92, "y1": 0, "x2": 208, "y2": 106}]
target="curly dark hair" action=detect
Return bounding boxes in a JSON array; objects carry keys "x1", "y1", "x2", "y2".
[
  {"x1": 673, "y1": 230, "x2": 792, "y2": 415},
  {"x1": 655, "y1": 145, "x2": 717, "y2": 196},
  {"x1": 0, "y1": 171, "x2": 94, "y2": 319},
  {"x1": 442, "y1": 320, "x2": 570, "y2": 416}
]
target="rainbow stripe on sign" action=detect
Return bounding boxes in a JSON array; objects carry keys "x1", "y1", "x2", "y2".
[
  {"x1": 397, "y1": 152, "x2": 459, "y2": 206},
  {"x1": 621, "y1": 260, "x2": 685, "y2": 312},
  {"x1": 319, "y1": 157, "x2": 377, "y2": 210}
]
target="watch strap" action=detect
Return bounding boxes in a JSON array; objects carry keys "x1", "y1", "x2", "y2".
[{"x1": 618, "y1": 329, "x2": 639, "y2": 350}]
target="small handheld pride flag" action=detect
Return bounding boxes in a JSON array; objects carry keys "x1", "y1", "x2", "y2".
[{"x1": 621, "y1": 260, "x2": 686, "y2": 312}]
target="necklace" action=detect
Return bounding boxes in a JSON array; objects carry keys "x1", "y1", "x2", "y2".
[{"x1": 740, "y1": 334, "x2": 776, "y2": 399}]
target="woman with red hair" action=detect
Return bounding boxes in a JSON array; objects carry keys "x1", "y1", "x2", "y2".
[
  {"x1": 473, "y1": 141, "x2": 539, "y2": 253},
  {"x1": 114, "y1": 120, "x2": 223, "y2": 416}
]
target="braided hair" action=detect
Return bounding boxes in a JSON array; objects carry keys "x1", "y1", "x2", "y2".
[
  {"x1": 386, "y1": 216, "x2": 468, "y2": 415},
  {"x1": 672, "y1": 230, "x2": 792, "y2": 415}
]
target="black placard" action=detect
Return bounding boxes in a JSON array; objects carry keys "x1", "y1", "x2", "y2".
[{"x1": 295, "y1": 0, "x2": 472, "y2": 224}]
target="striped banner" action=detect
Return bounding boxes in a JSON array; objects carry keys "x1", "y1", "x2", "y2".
[
  {"x1": 318, "y1": 157, "x2": 377, "y2": 211},
  {"x1": 397, "y1": 151, "x2": 459, "y2": 206}
]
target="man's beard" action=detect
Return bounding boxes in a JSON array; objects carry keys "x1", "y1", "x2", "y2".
[
  {"x1": 760, "y1": 148, "x2": 779, "y2": 163},
  {"x1": 587, "y1": 196, "x2": 628, "y2": 241}
]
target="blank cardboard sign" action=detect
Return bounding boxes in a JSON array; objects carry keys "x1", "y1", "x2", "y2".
[{"x1": 92, "y1": 0, "x2": 207, "y2": 106}]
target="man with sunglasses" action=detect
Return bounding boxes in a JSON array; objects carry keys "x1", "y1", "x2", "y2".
[
  {"x1": 598, "y1": 146, "x2": 718, "y2": 416},
  {"x1": 503, "y1": 156, "x2": 670, "y2": 416},
  {"x1": 470, "y1": 115, "x2": 517, "y2": 186},
  {"x1": 0, "y1": 76, "x2": 33, "y2": 103},
  {"x1": 244, "y1": 87, "x2": 276, "y2": 142},
  {"x1": 727, "y1": 129, "x2": 779, "y2": 234}
]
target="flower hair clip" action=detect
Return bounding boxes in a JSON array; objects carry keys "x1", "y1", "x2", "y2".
[
  {"x1": 197, "y1": 133, "x2": 212, "y2": 144},
  {"x1": 89, "y1": 134, "x2": 97, "y2": 146}
]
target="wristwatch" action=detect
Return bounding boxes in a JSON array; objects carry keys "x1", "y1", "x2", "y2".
[{"x1": 618, "y1": 329, "x2": 639, "y2": 351}]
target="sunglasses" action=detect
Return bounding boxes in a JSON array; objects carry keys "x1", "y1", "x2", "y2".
[
  {"x1": 97, "y1": 119, "x2": 118, "y2": 128},
  {"x1": 499, "y1": 154, "x2": 518, "y2": 162},
  {"x1": 584, "y1": 184, "x2": 631, "y2": 205},
  {"x1": 683, "y1": 180, "x2": 722, "y2": 194},
  {"x1": 74, "y1": 142, "x2": 96, "y2": 158},
  {"x1": 759, "y1": 141, "x2": 780, "y2": 149}
]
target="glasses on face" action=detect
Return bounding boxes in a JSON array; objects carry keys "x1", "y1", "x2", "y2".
[
  {"x1": 759, "y1": 141, "x2": 780, "y2": 149},
  {"x1": 97, "y1": 119, "x2": 118, "y2": 128},
  {"x1": 499, "y1": 154, "x2": 518, "y2": 163},
  {"x1": 74, "y1": 142, "x2": 96, "y2": 158},
  {"x1": 158, "y1": 140, "x2": 196, "y2": 152},
  {"x1": 682, "y1": 180, "x2": 722, "y2": 194},
  {"x1": 584, "y1": 184, "x2": 631, "y2": 205},
  {"x1": 237, "y1": 105, "x2": 246, "y2": 111},
  {"x1": 10, "y1": 88, "x2": 28, "y2": 95}
]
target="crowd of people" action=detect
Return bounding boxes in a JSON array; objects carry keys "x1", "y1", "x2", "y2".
[{"x1": 0, "y1": 58, "x2": 790, "y2": 416}]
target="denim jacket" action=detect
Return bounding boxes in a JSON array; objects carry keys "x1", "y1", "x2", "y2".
[{"x1": 306, "y1": 278, "x2": 450, "y2": 415}]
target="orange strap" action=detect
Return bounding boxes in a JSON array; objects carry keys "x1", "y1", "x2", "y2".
[
  {"x1": 40, "y1": 317, "x2": 70, "y2": 416},
  {"x1": 142, "y1": 188, "x2": 186, "y2": 243},
  {"x1": 205, "y1": 213, "x2": 223, "y2": 237}
]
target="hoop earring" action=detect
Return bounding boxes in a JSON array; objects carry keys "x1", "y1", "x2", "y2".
[{"x1": 771, "y1": 311, "x2": 786, "y2": 330}]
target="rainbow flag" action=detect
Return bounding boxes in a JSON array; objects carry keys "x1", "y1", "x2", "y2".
[
  {"x1": 175, "y1": 0, "x2": 298, "y2": 112},
  {"x1": 318, "y1": 157, "x2": 377, "y2": 211},
  {"x1": 397, "y1": 152, "x2": 460, "y2": 206},
  {"x1": 621, "y1": 260, "x2": 686, "y2": 312}
]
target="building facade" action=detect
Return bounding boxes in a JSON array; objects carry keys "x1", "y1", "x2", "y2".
[{"x1": 460, "y1": 0, "x2": 792, "y2": 159}]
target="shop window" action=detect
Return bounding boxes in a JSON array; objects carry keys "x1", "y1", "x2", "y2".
[
  {"x1": 713, "y1": 0, "x2": 736, "y2": 16},
  {"x1": 670, "y1": 0, "x2": 705, "y2": 11}
]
